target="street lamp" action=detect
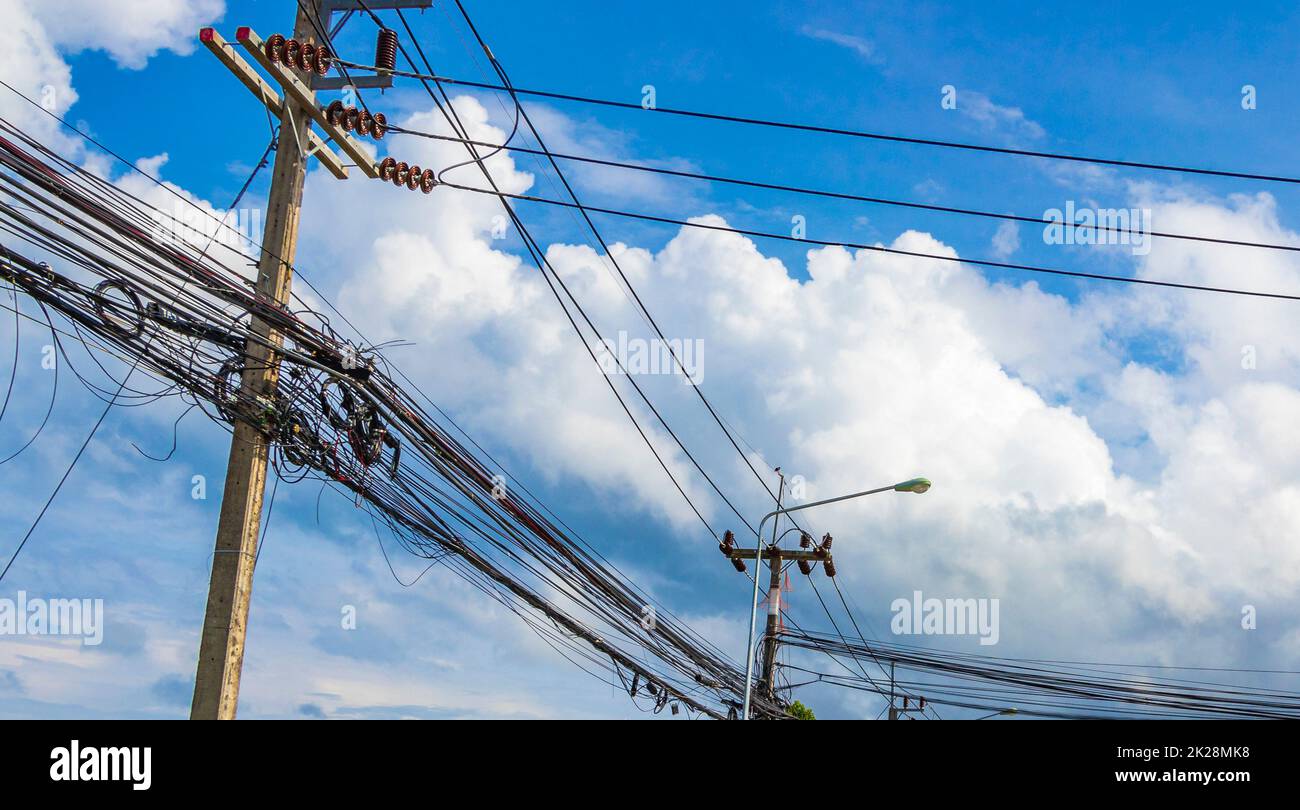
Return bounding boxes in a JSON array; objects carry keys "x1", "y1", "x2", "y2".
[
  {"x1": 976, "y1": 707, "x2": 1019, "y2": 720},
  {"x1": 894, "y1": 477, "x2": 932, "y2": 494},
  {"x1": 740, "y1": 476, "x2": 932, "y2": 719}
]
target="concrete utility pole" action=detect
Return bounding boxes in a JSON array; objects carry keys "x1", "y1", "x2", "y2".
[
  {"x1": 190, "y1": 0, "x2": 433, "y2": 721},
  {"x1": 190, "y1": 0, "x2": 323, "y2": 721},
  {"x1": 727, "y1": 476, "x2": 932, "y2": 718},
  {"x1": 759, "y1": 551, "x2": 784, "y2": 698},
  {"x1": 726, "y1": 545, "x2": 828, "y2": 712},
  {"x1": 887, "y1": 662, "x2": 929, "y2": 719}
]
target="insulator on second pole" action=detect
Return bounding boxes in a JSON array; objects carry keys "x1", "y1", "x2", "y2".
[
  {"x1": 824, "y1": 558, "x2": 836, "y2": 577},
  {"x1": 720, "y1": 529, "x2": 745, "y2": 572},
  {"x1": 375, "y1": 28, "x2": 398, "y2": 72},
  {"x1": 797, "y1": 559, "x2": 812, "y2": 576},
  {"x1": 820, "y1": 533, "x2": 833, "y2": 552}
]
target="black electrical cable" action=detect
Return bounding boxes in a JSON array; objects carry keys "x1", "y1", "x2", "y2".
[
  {"x1": 335, "y1": 59, "x2": 1300, "y2": 186},
  {"x1": 389, "y1": 126, "x2": 1300, "y2": 255},
  {"x1": 437, "y1": 182, "x2": 1300, "y2": 302}
]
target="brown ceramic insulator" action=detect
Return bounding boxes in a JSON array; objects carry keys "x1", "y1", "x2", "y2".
[
  {"x1": 379, "y1": 157, "x2": 398, "y2": 182},
  {"x1": 342, "y1": 107, "x2": 359, "y2": 133},
  {"x1": 325, "y1": 100, "x2": 346, "y2": 128},
  {"x1": 299, "y1": 42, "x2": 316, "y2": 72},
  {"x1": 265, "y1": 33, "x2": 286, "y2": 64},
  {"x1": 419, "y1": 169, "x2": 436, "y2": 194},
  {"x1": 284, "y1": 39, "x2": 303, "y2": 71},
  {"x1": 375, "y1": 28, "x2": 398, "y2": 71},
  {"x1": 313, "y1": 46, "x2": 333, "y2": 76},
  {"x1": 357, "y1": 110, "x2": 373, "y2": 137},
  {"x1": 394, "y1": 161, "x2": 410, "y2": 186},
  {"x1": 405, "y1": 165, "x2": 422, "y2": 191},
  {"x1": 370, "y1": 112, "x2": 388, "y2": 140}
]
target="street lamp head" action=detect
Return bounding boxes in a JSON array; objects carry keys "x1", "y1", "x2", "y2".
[{"x1": 894, "y1": 477, "x2": 932, "y2": 494}]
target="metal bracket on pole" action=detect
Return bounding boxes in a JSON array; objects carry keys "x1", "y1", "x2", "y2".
[
  {"x1": 308, "y1": 0, "x2": 434, "y2": 92},
  {"x1": 726, "y1": 548, "x2": 829, "y2": 563},
  {"x1": 199, "y1": 27, "x2": 349, "y2": 180}
]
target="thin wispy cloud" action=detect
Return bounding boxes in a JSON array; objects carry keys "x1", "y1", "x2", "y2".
[
  {"x1": 800, "y1": 24, "x2": 883, "y2": 64},
  {"x1": 958, "y1": 90, "x2": 1046, "y2": 145}
]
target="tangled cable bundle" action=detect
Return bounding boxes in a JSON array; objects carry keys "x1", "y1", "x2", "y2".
[{"x1": 0, "y1": 119, "x2": 787, "y2": 720}]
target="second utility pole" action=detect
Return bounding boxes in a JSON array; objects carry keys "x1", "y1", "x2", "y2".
[
  {"x1": 190, "y1": 0, "x2": 321, "y2": 720},
  {"x1": 758, "y1": 548, "x2": 783, "y2": 700}
]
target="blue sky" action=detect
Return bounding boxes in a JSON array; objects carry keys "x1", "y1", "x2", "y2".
[
  {"x1": 4, "y1": 0, "x2": 1300, "y2": 719},
  {"x1": 69, "y1": 0, "x2": 1300, "y2": 276}
]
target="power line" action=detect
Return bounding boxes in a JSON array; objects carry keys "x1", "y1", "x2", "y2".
[
  {"x1": 380, "y1": 6, "x2": 764, "y2": 541},
  {"x1": 391, "y1": 126, "x2": 1300, "y2": 255},
  {"x1": 781, "y1": 629, "x2": 1300, "y2": 719},
  {"x1": 436, "y1": 181, "x2": 1300, "y2": 301},
  {"x1": 0, "y1": 132, "x2": 783, "y2": 719},
  {"x1": 440, "y1": 0, "x2": 805, "y2": 533},
  {"x1": 0, "y1": 129, "x2": 276, "y2": 584},
  {"x1": 337, "y1": 59, "x2": 1300, "y2": 186}
]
